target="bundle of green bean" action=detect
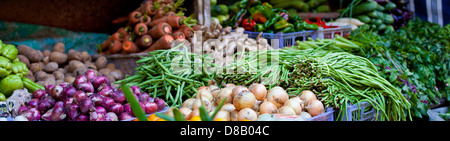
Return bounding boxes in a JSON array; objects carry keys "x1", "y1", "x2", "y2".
[{"x1": 116, "y1": 44, "x2": 214, "y2": 107}]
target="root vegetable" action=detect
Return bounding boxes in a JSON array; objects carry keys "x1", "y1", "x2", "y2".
[
  {"x1": 17, "y1": 45, "x2": 43, "y2": 63},
  {"x1": 172, "y1": 31, "x2": 185, "y2": 40},
  {"x1": 231, "y1": 86, "x2": 248, "y2": 98},
  {"x1": 53, "y1": 42, "x2": 65, "y2": 53},
  {"x1": 109, "y1": 70, "x2": 124, "y2": 80},
  {"x1": 214, "y1": 87, "x2": 233, "y2": 105},
  {"x1": 64, "y1": 76, "x2": 75, "y2": 83},
  {"x1": 73, "y1": 66, "x2": 88, "y2": 77},
  {"x1": 99, "y1": 68, "x2": 112, "y2": 76},
  {"x1": 299, "y1": 112, "x2": 312, "y2": 119},
  {"x1": 146, "y1": 35, "x2": 174, "y2": 52},
  {"x1": 17, "y1": 55, "x2": 30, "y2": 68},
  {"x1": 129, "y1": 11, "x2": 142, "y2": 25},
  {"x1": 179, "y1": 107, "x2": 192, "y2": 119},
  {"x1": 108, "y1": 40, "x2": 122, "y2": 54},
  {"x1": 43, "y1": 50, "x2": 51, "y2": 57},
  {"x1": 237, "y1": 108, "x2": 257, "y2": 121},
  {"x1": 49, "y1": 52, "x2": 68, "y2": 65},
  {"x1": 251, "y1": 100, "x2": 262, "y2": 112},
  {"x1": 230, "y1": 109, "x2": 239, "y2": 121},
  {"x1": 267, "y1": 86, "x2": 289, "y2": 108},
  {"x1": 30, "y1": 62, "x2": 44, "y2": 74},
  {"x1": 43, "y1": 62, "x2": 58, "y2": 72},
  {"x1": 188, "y1": 108, "x2": 200, "y2": 120},
  {"x1": 233, "y1": 91, "x2": 256, "y2": 110},
  {"x1": 305, "y1": 100, "x2": 324, "y2": 117},
  {"x1": 259, "y1": 101, "x2": 278, "y2": 114},
  {"x1": 84, "y1": 61, "x2": 97, "y2": 70},
  {"x1": 213, "y1": 110, "x2": 230, "y2": 121},
  {"x1": 135, "y1": 35, "x2": 153, "y2": 50},
  {"x1": 220, "y1": 103, "x2": 236, "y2": 113},
  {"x1": 68, "y1": 51, "x2": 82, "y2": 62},
  {"x1": 278, "y1": 106, "x2": 296, "y2": 115},
  {"x1": 122, "y1": 41, "x2": 140, "y2": 54},
  {"x1": 149, "y1": 22, "x2": 172, "y2": 40},
  {"x1": 106, "y1": 63, "x2": 116, "y2": 71},
  {"x1": 195, "y1": 88, "x2": 213, "y2": 102},
  {"x1": 182, "y1": 98, "x2": 195, "y2": 109},
  {"x1": 68, "y1": 60, "x2": 85, "y2": 73},
  {"x1": 81, "y1": 51, "x2": 91, "y2": 62},
  {"x1": 134, "y1": 23, "x2": 148, "y2": 36},
  {"x1": 299, "y1": 90, "x2": 317, "y2": 105},
  {"x1": 95, "y1": 56, "x2": 107, "y2": 70},
  {"x1": 284, "y1": 99, "x2": 302, "y2": 115},
  {"x1": 248, "y1": 83, "x2": 267, "y2": 101},
  {"x1": 192, "y1": 97, "x2": 212, "y2": 111}
]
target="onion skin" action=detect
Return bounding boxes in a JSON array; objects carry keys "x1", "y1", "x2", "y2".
[
  {"x1": 73, "y1": 91, "x2": 87, "y2": 104},
  {"x1": 215, "y1": 87, "x2": 233, "y2": 105},
  {"x1": 179, "y1": 107, "x2": 192, "y2": 119},
  {"x1": 109, "y1": 103, "x2": 124, "y2": 115},
  {"x1": 154, "y1": 97, "x2": 166, "y2": 111},
  {"x1": 63, "y1": 86, "x2": 77, "y2": 98},
  {"x1": 278, "y1": 106, "x2": 296, "y2": 115},
  {"x1": 32, "y1": 89, "x2": 46, "y2": 99},
  {"x1": 213, "y1": 110, "x2": 230, "y2": 121},
  {"x1": 74, "y1": 76, "x2": 88, "y2": 87},
  {"x1": 233, "y1": 91, "x2": 256, "y2": 111},
  {"x1": 220, "y1": 103, "x2": 236, "y2": 113},
  {"x1": 259, "y1": 101, "x2": 278, "y2": 114},
  {"x1": 267, "y1": 86, "x2": 289, "y2": 108},
  {"x1": 237, "y1": 108, "x2": 258, "y2": 121},
  {"x1": 50, "y1": 85, "x2": 64, "y2": 100},
  {"x1": 84, "y1": 70, "x2": 97, "y2": 81},
  {"x1": 27, "y1": 98, "x2": 40, "y2": 108},
  {"x1": 306, "y1": 100, "x2": 324, "y2": 117},
  {"x1": 182, "y1": 98, "x2": 195, "y2": 109},
  {"x1": 230, "y1": 110, "x2": 239, "y2": 121},
  {"x1": 196, "y1": 88, "x2": 213, "y2": 102},
  {"x1": 76, "y1": 114, "x2": 89, "y2": 121},
  {"x1": 284, "y1": 99, "x2": 302, "y2": 115},
  {"x1": 105, "y1": 112, "x2": 119, "y2": 121},
  {"x1": 92, "y1": 76, "x2": 109, "y2": 89},
  {"x1": 231, "y1": 86, "x2": 248, "y2": 98},
  {"x1": 299, "y1": 90, "x2": 317, "y2": 105},
  {"x1": 188, "y1": 109, "x2": 200, "y2": 120},
  {"x1": 111, "y1": 91, "x2": 126, "y2": 104},
  {"x1": 249, "y1": 83, "x2": 267, "y2": 101},
  {"x1": 80, "y1": 98, "x2": 94, "y2": 114},
  {"x1": 90, "y1": 111, "x2": 106, "y2": 121},
  {"x1": 119, "y1": 112, "x2": 133, "y2": 120}
]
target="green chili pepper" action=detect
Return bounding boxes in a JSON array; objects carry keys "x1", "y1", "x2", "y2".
[
  {"x1": 294, "y1": 21, "x2": 304, "y2": 31},
  {"x1": 238, "y1": 0, "x2": 249, "y2": 9},
  {"x1": 231, "y1": 9, "x2": 248, "y2": 29},
  {"x1": 274, "y1": 19, "x2": 290, "y2": 30},
  {"x1": 254, "y1": 23, "x2": 265, "y2": 32},
  {"x1": 0, "y1": 56, "x2": 12, "y2": 77},
  {"x1": 280, "y1": 26, "x2": 295, "y2": 33},
  {"x1": 0, "y1": 44, "x2": 18, "y2": 61},
  {"x1": 264, "y1": 14, "x2": 281, "y2": 29},
  {"x1": 23, "y1": 77, "x2": 44, "y2": 93},
  {"x1": 303, "y1": 22, "x2": 319, "y2": 30}
]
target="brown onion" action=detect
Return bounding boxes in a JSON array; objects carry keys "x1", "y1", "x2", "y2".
[
  {"x1": 284, "y1": 99, "x2": 302, "y2": 115},
  {"x1": 192, "y1": 97, "x2": 212, "y2": 111},
  {"x1": 259, "y1": 101, "x2": 278, "y2": 114},
  {"x1": 249, "y1": 83, "x2": 267, "y2": 101},
  {"x1": 306, "y1": 99, "x2": 324, "y2": 117},
  {"x1": 237, "y1": 108, "x2": 257, "y2": 121},
  {"x1": 231, "y1": 86, "x2": 248, "y2": 98},
  {"x1": 196, "y1": 88, "x2": 213, "y2": 102},
  {"x1": 233, "y1": 91, "x2": 256, "y2": 110},
  {"x1": 267, "y1": 86, "x2": 289, "y2": 108},
  {"x1": 182, "y1": 98, "x2": 195, "y2": 109},
  {"x1": 251, "y1": 100, "x2": 263, "y2": 112},
  {"x1": 220, "y1": 103, "x2": 236, "y2": 113},
  {"x1": 299, "y1": 90, "x2": 317, "y2": 105},
  {"x1": 179, "y1": 107, "x2": 192, "y2": 119},
  {"x1": 278, "y1": 106, "x2": 296, "y2": 115},
  {"x1": 230, "y1": 109, "x2": 239, "y2": 121},
  {"x1": 213, "y1": 110, "x2": 230, "y2": 121},
  {"x1": 188, "y1": 109, "x2": 200, "y2": 120},
  {"x1": 214, "y1": 87, "x2": 233, "y2": 105}
]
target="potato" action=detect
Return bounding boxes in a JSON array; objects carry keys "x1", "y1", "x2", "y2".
[
  {"x1": 84, "y1": 61, "x2": 97, "y2": 70},
  {"x1": 25, "y1": 70, "x2": 35, "y2": 82},
  {"x1": 43, "y1": 62, "x2": 59, "y2": 73},
  {"x1": 56, "y1": 68, "x2": 67, "y2": 74},
  {"x1": 53, "y1": 71, "x2": 65, "y2": 80},
  {"x1": 34, "y1": 71, "x2": 48, "y2": 81},
  {"x1": 65, "y1": 72, "x2": 74, "y2": 78},
  {"x1": 81, "y1": 51, "x2": 91, "y2": 62},
  {"x1": 106, "y1": 63, "x2": 116, "y2": 71},
  {"x1": 73, "y1": 66, "x2": 88, "y2": 77},
  {"x1": 30, "y1": 62, "x2": 44, "y2": 74},
  {"x1": 49, "y1": 52, "x2": 68, "y2": 65},
  {"x1": 109, "y1": 70, "x2": 123, "y2": 80},
  {"x1": 98, "y1": 68, "x2": 111, "y2": 76},
  {"x1": 41, "y1": 77, "x2": 56, "y2": 86},
  {"x1": 68, "y1": 60, "x2": 84, "y2": 73},
  {"x1": 95, "y1": 56, "x2": 107, "y2": 69},
  {"x1": 17, "y1": 45, "x2": 43, "y2": 63},
  {"x1": 42, "y1": 56, "x2": 50, "y2": 65},
  {"x1": 43, "y1": 50, "x2": 51, "y2": 57},
  {"x1": 105, "y1": 74, "x2": 116, "y2": 84},
  {"x1": 64, "y1": 76, "x2": 75, "y2": 83},
  {"x1": 67, "y1": 49, "x2": 77, "y2": 56},
  {"x1": 17, "y1": 55, "x2": 30, "y2": 68},
  {"x1": 68, "y1": 51, "x2": 82, "y2": 62},
  {"x1": 53, "y1": 42, "x2": 65, "y2": 53},
  {"x1": 56, "y1": 80, "x2": 65, "y2": 85}
]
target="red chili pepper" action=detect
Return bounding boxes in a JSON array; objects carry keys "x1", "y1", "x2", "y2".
[
  {"x1": 242, "y1": 19, "x2": 256, "y2": 31},
  {"x1": 253, "y1": 12, "x2": 267, "y2": 23}
]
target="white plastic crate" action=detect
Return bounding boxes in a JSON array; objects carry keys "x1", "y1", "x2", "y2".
[
  {"x1": 427, "y1": 107, "x2": 448, "y2": 121},
  {"x1": 244, "y1": 30, "x2": 317, "y2": 49}
]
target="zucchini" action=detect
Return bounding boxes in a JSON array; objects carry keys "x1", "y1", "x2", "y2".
[
  {"x1": 372, "y1": 19, "x2": 383, "y2": 26},
  {"x1": 273, "y1": 1, "x2": 308, "y2": 10},
  {"x1": 385, "y1": 25, "x2": 395, "y2": 33},
  {"x1": 377, "y1": 5, "x2": 385, "y2": 11},
  {"x1": 382, "y1": 13, "x2": 394, "y2": 24},
  {"x1": 367, "y1": 11, "x2": 378, "y2": 18},
  {"x1": 351, "y1": 1, "x2": 379, "y2": 16},
  {"x1": 378, "y1": 23, "x2": 387, "y2": 31},
  {"x1": 356, "y1": 15, "x2": 371, "y2": 23}
]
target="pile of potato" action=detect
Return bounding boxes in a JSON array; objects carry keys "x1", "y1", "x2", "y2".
[{"x1": 16, "y1": 42, "x2": 123, "y2": 86}]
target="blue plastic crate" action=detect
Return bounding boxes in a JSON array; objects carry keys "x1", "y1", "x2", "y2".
[
  {"x1": 315, "y1": 25, "x2": 352, "y2": 39},
  {"x1": 339, "y1": 101, "x2": 380, "y2": 121},
  {"x1": 307, "y1": 107, "x2": 334, "y2": 121},
  {"x1": 243, "y1": 30, "x2": 317, "y2": 49}
]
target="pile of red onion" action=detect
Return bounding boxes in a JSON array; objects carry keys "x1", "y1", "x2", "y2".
[{"x1": 18, "y1": 70, "x2": 166, "y2": 121}]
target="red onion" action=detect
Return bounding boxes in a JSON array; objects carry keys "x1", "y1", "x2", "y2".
[
  {"x1": 154, "y1": 97, "x2": 166, "y2": 111},
  {"x1": 64, "y1": 104, "x2": 79, "y2": 121},
  {"x1": 23, "y1": 108, "x2": 41, "y2": 121},
  {"x1": 139, "y1": 93, "x2": 150, "y2": 102},
  {"x1": 77, "y1": 82, "x2": 94, "y2": 93},
  {"x1": 109, "y1": 103, "x2": 123, "y2": 115},
  {"x1": 51, "y1": 106, "x2": 66, "y2": 121},
  {"x1": 98, "y1": 85, "x2": 113, "y2": 97},
  {"x1": 89, "y1": 111, "x2": 105, "y2": 121},
  {"x1": 101, "y1": 97, "x2": 115, "y2": 108},
  {"x1": 123, "y1": 103, "x2": 132, "y2": 114},
  {"x1": 27, "y1": 98, "x2": 40, "y2": 108},
  {"x1": 142, "y1": 101, "x2": 158, "y2": 114},
  {"x1": 111, "y1": 91, "x2": 126, "y2": 104},
  {"x1": 54, "y1": 101, "x2": 64, "y2": 109},
  {"x1": 76, "y1": 114, "x2": 89, "y2": 121},
  {"x1": 94, "y1": 106, "x2": 107, "y2": 114},
  {"x1": 63, "y1": 97, "x2": 74, "y2": 107},
  {"x1": 32, "y1": 89, "x2": 46, "y2": 99},
  {"x1": 73, "y1": 91, "x2": 87, "y2": 104},
  {"x1": 41, "y1": 108, "x2": 53, "y2": 121},
  {"x1": 90, "y1": 93, "x2": 104, "y2": 106},
  {"x1": 63, "y1": 86, "x2": 77, "y2": 98},
  {"x1": 50, "y1": 85, "x2": 64, "y2": 100},
  {"x1": 37, "y1": 100, "x2": 52, "y2": 114},
  {"x1": 59, "y1": 83, "x2": 69, "y2": 88},
  {"x1": 45, "y1": 85, "x2": 55, "y2": 94},
  {"x1": 18, "y1": 106, "x2": 29, "y2": 115},
  {"x1": 74, "y1": 75, "x2": 88, "y2": 87},
  {"x1": 43, "y1": 95, "x2": 56, "y2": 106},
  {"x1": 143, "y1": 93, "x2": 154, "y2": 102},
  {"x1": 80, "y1": 98, "x2": 94, "y2": 114},
  {"x1": 84, "y1": 70, "x2": 97, "y2": 81},
  {"x1": 105, "y1": 112, "x2": 118, "y2": 121},
  {"x1": 92, "y1": 76, "x2": 109, "y2": 89},
  {"x1": 130, "y1": 86, "x2": 141, "y2": 96},
  {"x1": 119, "y1": 112, "x2": 133, "y2": 120}
]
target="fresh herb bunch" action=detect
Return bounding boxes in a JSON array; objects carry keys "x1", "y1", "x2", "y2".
[{"x1": 350, "y1": 18, "x2": 450, "y2": 118}]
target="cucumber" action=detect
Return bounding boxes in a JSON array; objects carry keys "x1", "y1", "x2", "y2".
[
  {"x1": 351, "y1": 1, "x2": 379, "y2": 16},
  {"x1": 385, "y1": 25, "x2": 395, "y2": 33},
  {"x1": 382, "y1": 13, "x2": 394, "y2": 24},
  {"x1": 377, "y1": 5, "x2": 385, "y2": 11},
  {"x1": 384, "y1": 2, "x2": 396, "y2": 11},
  {"x1": 372, "y1": 19, "x2": 383, "y2": 26},
  {"x1": 378, "y1": 23, "x2": 387, "y2": 31},
  {"x1": 273, "y1": 1, "x2": 308, "y2": 10},
  {"x1": 367, "y1": 11, "x2": 378, "y2": 18},
  {"x1": 356, "y1": 15, "x2": 371, "y2": 23}
]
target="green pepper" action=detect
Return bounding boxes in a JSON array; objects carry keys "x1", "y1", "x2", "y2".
[
  {"x1": 11, "y1": 62, "x2": 28, "y2": 78},
  {"x1": 246, "y1": 0, "x2": 261, "y2": 9},
  {"x1": 294, "y1": 21, "x2": 304, "y2": 31},
  {"x1": 0, "y1": 74, "x2": 24, "y2": 97},
  {"x1": 249, "y1": 5, "x2": 264, "y2": 15},
  {"x1": 264, "y1": 14, "x2": 281, "y2": 29},
  {"x1": 23, "y1": 77, "x2": 44, "y2": 93},
  {"x1": 239, "y1": 0, "x2": 249, "y2": 9},
  {"x1": 0, "y1": 44, "x2": 18, "y2": 61},
  {"x1": 303, "y1": 23, "x2": 319, "y2": 30},
  {"x1": 0, "y1": 56, "x2": 12, "y2": 78},
  {"x1": 254, "y1": 23, "x2": 265, "y2": 32},
  {"x1": 232, "y1": 9, "x2": 248, "y2": 29},
  {"x1": 280, "y1": 26, "x2": 295, "y2": 33},
  {"x1": 274, "y1": 19, "x2": 290, "y2": 30}
]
